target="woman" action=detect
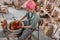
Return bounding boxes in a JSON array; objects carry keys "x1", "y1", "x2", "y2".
[{"x1": 18, "y1": 0, "x2": 40, "y2": 40}]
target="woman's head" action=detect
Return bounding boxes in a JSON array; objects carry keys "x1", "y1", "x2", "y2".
[{"x1": 26, "y1": 0, "x2": 36, "y2": 12}]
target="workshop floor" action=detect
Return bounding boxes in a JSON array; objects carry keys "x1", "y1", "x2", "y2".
[{"x1": 0, "y1": 7, "x2": 53, "y2": 40}]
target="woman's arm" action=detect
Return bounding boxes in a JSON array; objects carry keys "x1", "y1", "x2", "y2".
[
  {"x1": 20, "y1": 16, "x2": 26, "y2": 21},
  {"x1": 20, "y1": 12, "x2": 28, "y2": 21},
  {"x1": 22, "y1": 26, "x2": 32, "y2": 28}
]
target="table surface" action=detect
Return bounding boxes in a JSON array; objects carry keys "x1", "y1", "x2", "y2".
[{"x1": 0, "y1": 7, "x2": 27, "y2": 37}]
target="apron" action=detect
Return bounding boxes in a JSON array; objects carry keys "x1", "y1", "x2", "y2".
[{"x1": 23, "y1": 12, "x2": 33, "y2": 26}]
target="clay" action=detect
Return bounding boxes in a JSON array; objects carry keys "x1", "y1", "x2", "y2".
[
  {"x1": 54, "y1": 18, "x2": 60, "y2": 22},
  {"x1": 0, "y1": 7, "x2": 8, "y2": 13},
  {"x1": 51, "y1": 10, "x2": 58, "y2": 17},
  {"x1": 10, "y1": 21, "x2": 23, "y2": 30},
  {"x1": 44, "y1": 24, "x2": 53, "y2": 37}
]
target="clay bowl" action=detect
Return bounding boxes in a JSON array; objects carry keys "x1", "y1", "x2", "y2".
[{"x1": 8, "y1": 21, "x2": 24, "y2": 34}]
